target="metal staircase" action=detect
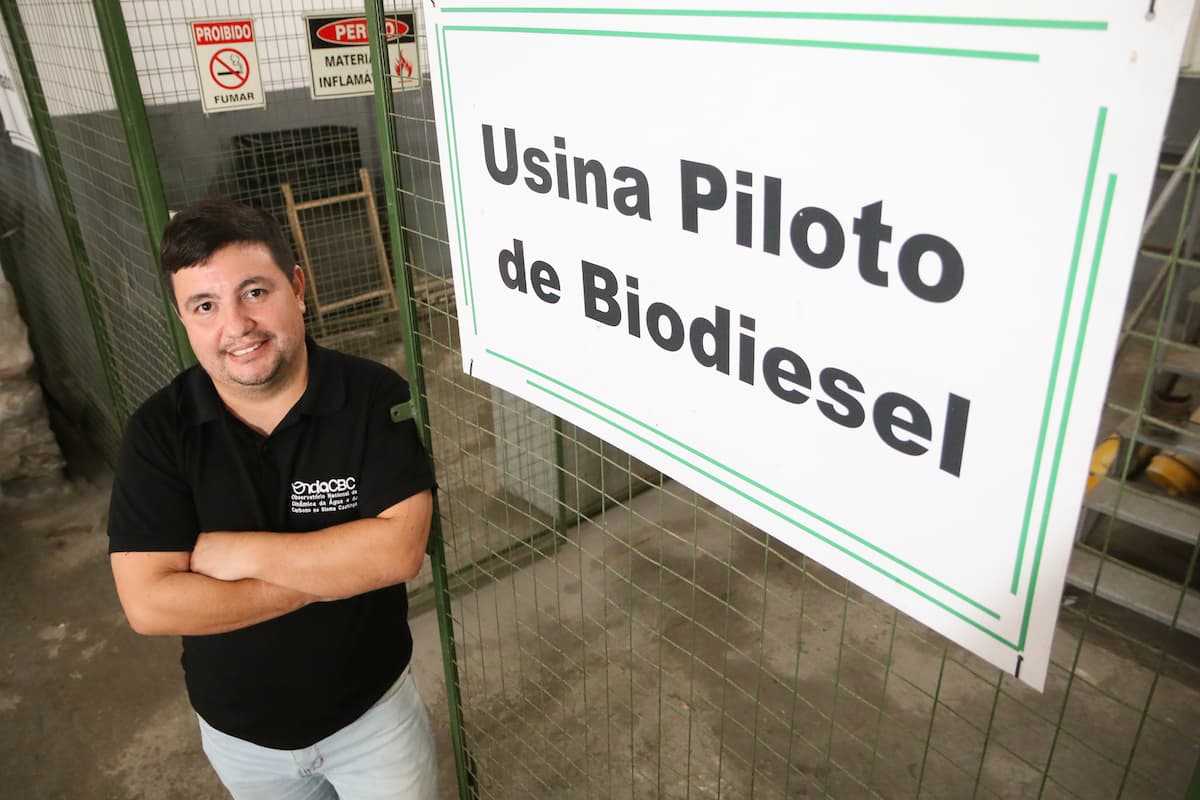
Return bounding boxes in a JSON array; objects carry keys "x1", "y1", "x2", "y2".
[{"x1": 1072, "y1": 119, "x2": 1200, "y2": 638}]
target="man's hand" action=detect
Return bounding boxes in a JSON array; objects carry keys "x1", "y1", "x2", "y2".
[{"x1": 191, "y1": 532, "x2": 258, "y2": 582}]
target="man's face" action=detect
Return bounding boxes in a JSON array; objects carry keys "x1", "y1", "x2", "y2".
[{"x1": 171, "y1": 243, "x2": 307, "y2": 398}]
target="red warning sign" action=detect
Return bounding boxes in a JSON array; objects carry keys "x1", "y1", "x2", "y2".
[
  {"x1": 188, "y1": 17, "x2": 265, "y2": 113},
  {"x1": 303, "y1": 12, "x2": 419, "y2": 99}
]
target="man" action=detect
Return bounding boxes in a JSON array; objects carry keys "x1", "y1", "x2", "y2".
[{"x1": 107, "y1": 198, "x2": 438, "y2": 799}]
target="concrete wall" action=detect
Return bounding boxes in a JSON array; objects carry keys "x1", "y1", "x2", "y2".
[
  {"x1": 0, "y1": 263, "x2": 63, "y2": 488},
  {"x1": 0, "y1": 139, "x2": 121, "y2": 458}
]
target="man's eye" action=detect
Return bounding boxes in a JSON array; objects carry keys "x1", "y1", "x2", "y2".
[
  {"x1": 195, "y1": 301, "x2": 214, "y2": 314},
  {"x1": 246, "y1": 288, "x2": 267, "y2": 300}
]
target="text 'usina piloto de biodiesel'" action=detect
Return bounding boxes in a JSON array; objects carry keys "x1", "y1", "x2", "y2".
[{"x1": 481, "y1": 124, "x2": 971, "y2": 478}]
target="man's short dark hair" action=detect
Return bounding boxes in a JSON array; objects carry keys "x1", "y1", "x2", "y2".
[{"x1": 160, "y1": 198, "x2": 295, "y2": 304}]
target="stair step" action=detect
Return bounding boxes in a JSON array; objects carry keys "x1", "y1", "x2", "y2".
[
  {"x1": 1065, "y1": 547, "x2": 1200, "y2": 638},
  {"x1": 1118, "y1": 415, "x2": 1200, "y2": 463},
  {"x1": 1156, "y1": 341, "x2": 1200, "y2": 380},
  {"x1": 1085, "y1": 480, "x2": 1200, "y2": 545}
]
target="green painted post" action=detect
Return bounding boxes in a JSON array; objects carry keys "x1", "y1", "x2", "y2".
[
  {"x1": 364, "y1": 3, "x2": 477, "y2": 798},
  {"x1": 0, "y1": 0, "x2": 131, "y2": 424},
  {"x1": 91, "y1": 0, "x2": 193, "y2": 370}
]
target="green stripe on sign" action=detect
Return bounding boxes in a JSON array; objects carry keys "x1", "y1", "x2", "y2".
[
  {"x1": 445, "y1": 25, "x2": 1040, "y2": 62},
  {"x1": 440, "y1": 8, "x2": 1107, "y2": 31}
]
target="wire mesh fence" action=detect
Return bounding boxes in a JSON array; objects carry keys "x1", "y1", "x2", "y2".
[
  {"x1": 122, "y1": 0, "x2": 412, "y2": 355},
  {"x1": 4, "y1": 0, "x2": 182, "y2": 449},
  {"x1": 1, "y1": 2, "x2": 123, "y2": 460},
  {"x1": 382, "y1": 12, "x2": 1200, "y2": 799},
  {"x1": 0, "y1": 1, "x2": 1198, "y2": 797}
]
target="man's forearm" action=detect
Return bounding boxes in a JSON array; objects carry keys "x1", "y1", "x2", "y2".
[
  {"x1": 121, "y1": 569, "x2": 314, "y2": 636},
  {"x1": 192, "y1": 490, "x2": 434, "y2": 600},
  {"x1": 207, "y1": 517, "x2": 421, "y2": 600}
]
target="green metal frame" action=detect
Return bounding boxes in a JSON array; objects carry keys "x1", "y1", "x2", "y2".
[
  {"x1": 91, "y1": 0, "x2": 193, "y2": 370},
  {"x1": 0, "y1": 0, "x2": 131, "y2": 423},
  {"x1": 364, "y1": 3, "x2": 477, "y2": 797}
]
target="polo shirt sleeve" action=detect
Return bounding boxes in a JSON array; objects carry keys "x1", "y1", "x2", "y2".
[
  {"x1": 357, "y1": 373, "x2": 436, "y2": 518},
  {"x1": 107, "y1": 408, "x2": 201, "y2": 553}
]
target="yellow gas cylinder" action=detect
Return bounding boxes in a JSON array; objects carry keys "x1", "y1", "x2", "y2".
[
  {"x1": 1086, "y1": 434, "x2": 1156, "y2": 493},
  {"x1": 1144, "y1": 403, "x2": 1200, "y2": 496},
  {"x1": 1142, "y1": 402, "x2": 1200, "y2": 496},
  {"x1": 1086, "y1": 435, "x2": 1121, "y2": 493},
  {"x1": 1145, "y1": 450, "x2": 1200, "y2": 496}
]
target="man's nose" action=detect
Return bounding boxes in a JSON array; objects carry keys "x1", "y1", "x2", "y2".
[{"x1": 222, "y1": 301, "x2": 256, "y2": 333}]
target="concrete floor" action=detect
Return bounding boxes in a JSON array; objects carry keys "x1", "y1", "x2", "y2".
[
  {"x1": 2, "y1": 442, "x2": 1199, "y2": 798},
  {"x1": 442, "y1": 480, "x2": 1200, "y2": 799}
]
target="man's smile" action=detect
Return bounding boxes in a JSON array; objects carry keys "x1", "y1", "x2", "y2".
[{"x1": 227, "y1": 339, "x2": 269, "y2": 358}]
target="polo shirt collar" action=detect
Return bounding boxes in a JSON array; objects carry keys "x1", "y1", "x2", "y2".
[{"x1": 179, "y1": 336, "x2": 345, "y2": 426}]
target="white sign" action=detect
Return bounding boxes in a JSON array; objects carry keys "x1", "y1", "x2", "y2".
[
  {"x1": 304, "y1": 13, "x2": 420, "y2": 98},
  {"x1": 1186, "y1": 6, "x2": 1200, "y2": 74},
  {"x1": 426, "y1": 1, "x2": 1195, "y2": 690},
  {"x1": 188, "y1": 18, "x2": 265, "y2": 113},
  {"x1": 0, "y1": 38, "x2": 37, "y2": 153}
]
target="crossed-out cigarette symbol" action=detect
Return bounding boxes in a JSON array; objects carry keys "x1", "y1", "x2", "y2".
[{"x1": 210, "y1": 48, "x2": 250, "y2": 89}]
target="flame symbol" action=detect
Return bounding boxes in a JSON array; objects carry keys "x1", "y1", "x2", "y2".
[{"x1": 395, "y1": 52, "x2": 413, "y2": 79}]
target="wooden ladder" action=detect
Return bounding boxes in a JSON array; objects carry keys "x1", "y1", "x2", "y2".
[{"x1": 281, "y1": 167, "x2": 396, "y2": 337}]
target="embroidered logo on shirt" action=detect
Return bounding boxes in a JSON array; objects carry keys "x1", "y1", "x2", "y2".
[{"x1": 290, "y1": 475, "x2": 359, "y2": 514}]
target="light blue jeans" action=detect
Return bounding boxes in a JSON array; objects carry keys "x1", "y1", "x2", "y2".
[{"x1": 197, "y1": 667, "x2": 437, "y2": 800}]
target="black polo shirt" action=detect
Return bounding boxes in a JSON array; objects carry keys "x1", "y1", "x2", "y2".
[{"x1": 107, "y1": 339, "x2": 435, "y2": 749}]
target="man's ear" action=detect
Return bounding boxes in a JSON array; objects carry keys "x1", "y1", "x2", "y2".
[{"x1": 291, "y1": 265, "x2": 306, "y2": 298}]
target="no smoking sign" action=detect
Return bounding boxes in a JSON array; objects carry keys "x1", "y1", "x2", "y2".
[
  {"x1": 210, "y1": 48, "x2": 250, "y2": 90},
  {"x1": 189, "y1": 18, "x2": 265, "y2": 113}
]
